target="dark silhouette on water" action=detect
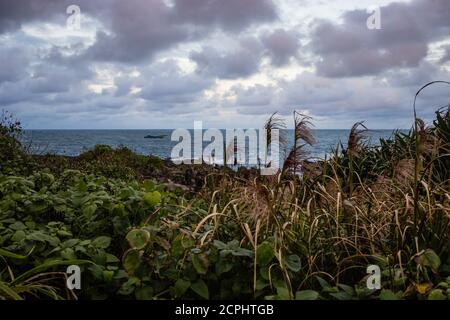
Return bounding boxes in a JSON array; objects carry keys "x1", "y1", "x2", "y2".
[{"x1": 144, "y1": 134, "x2": 167, "y2": 139}]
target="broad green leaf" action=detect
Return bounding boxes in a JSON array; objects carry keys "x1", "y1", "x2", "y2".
[
  {"x1": 9, "y1": 221, "x2": 26, "y2": 231},
  {"x1": 284, "y1": 254, "x2": 301, "y2": 272},
  {"x1": 191, "y1": 279, "x2": 209, "y2": 299},
  {"x1": 174, "y1": 279, "x2": 191, "y2": 298},
  {"x1": 231, "y1": 247, "x2": 254, "y2": 258},
  {"x1": 215, "y1": 261, "x2": 233, "y2": 275},
  {"x1": 123, "y1": 250, "x2": 140, "y2": 275},
  {"x1": 60, "y1": 248, "x2": 76, "y2": 260},
  {"x1": 29, "y1": 203, "x2": 48, "y2": 213},
  {"x1": 259, "y1": 266, "x2": 270, "y2": 281},
  {"x1": 88, "y1": 264, "x2": 104, "y2": 280},
  {"x1": 295, "y1": 290, "x2": 319, "y2": 300},
  {"x1": 421, "y1": 249, "x2": 441, "y2": 273},
  {"x1": 11, "y1": 230, "x2": 26, "y2": 242},
  {"x1": 79, "y1": 240, "x2": 91, "y2": 246},
  {"x1": 126, "y1": 229, "x2": 150, "y2": 250},
  {"x1": 92, "y1": 236, "x2": 111, "y2": 249},
  {"x1": 171, "y1": 235, "x2": 184, "y2": 259},
  {"x1": 135, "y1": 286, "x2": 153, "y2": 300},
  {"x1": 92, "y1": 252, "x2": 107, "y2": 266},
  {"x1": 256, "y1": 241, "x2": 274, "y2": 266},
  {"x1": 102, "y1": 270, "x2": 114, "y2": 281},
  {"x1": 82, "y1": 203, "x2": 97, "y2": 217},
  {"x1": 105, "y1": 253, "x2": 120, "y2": 263},
  {"x1": 213, "y1": 240, "x2": 227, "y2": 250},
  {"x1": 27, "y1": 232, "x2": 60, "y2": 246},
  {"x1": 181, "y1": 237, "x2": 194, "y2": 249},
  {"x1": 379, "y1": 289, "x2": 399, "y2": 300},
  {"x1": 143, "y1": 180, "x2": 155, "y2": 191},
  {"x1": 337, "y1": 284, "x2": 355, "y2": 295},
  {"x1": 428, "y1": 289, "x2": 446, "y2": 300},
  {"x1": 62, "y1": 239, "x2": 79, "y2": 248},
  {"x1": 119, "y1": 277, "x2": 140, "y2": 295},
  {"x1": 276, "y1": 286, "x2": 291, "y2": 300},
  {"x1": 24, "y1": 221, "x2": 35, "y2": 229},
  {"x1": 143, "y1": 191, "x2": 161, "y2": 207},
  {"x1": 114, "y1": 270, "x2": 128, "y2": 280},
  {"x1": 192, "y1": 253, "x2": 209, "y2": 275},
  {"x1": 255, "y1": 279, "x2": 269, "y2": 291},
  {"x1": 316, "y1": 276, "x2": 331, "y2": 289}
]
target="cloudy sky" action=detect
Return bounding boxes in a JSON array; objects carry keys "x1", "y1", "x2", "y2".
[{"x1": 0, "y1": 0, "x2": 449, "y2": 129}]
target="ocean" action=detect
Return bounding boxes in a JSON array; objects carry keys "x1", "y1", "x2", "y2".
[{"x1": 20, "y1": 129, "x2": 407, "y2": 162}]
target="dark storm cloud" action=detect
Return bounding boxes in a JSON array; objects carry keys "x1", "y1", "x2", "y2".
[
  {"x1": 261, "y1": 29, "x2": 300, "y2": 66},
  {"x1": 233, "y1": 84, "x2": 277, "y2": 107},
  {"x1": 381, "y1": 61, "x2": 446, "y2": 88},
  {"x1": 0, "y1": 47, "x2": 29, "y2": 83},
  {"x1": 190, "y1": 29, "x2": 300, "y2": 79},
  {"x1": 86, "y1": 0, "x2": 278, "y2": 63},
  {"x1": 310, "y1": 0, "x2": 450, "y2": 77},
  {"x1": 111, "y1": 59, "x2": 215, "y2": 113},
  {"x1": 0, "y1": 0, "x2": 110, "y2": 33},
  {"x1": 0, "y1": 81, "x2": 34, "y2": 105},
  {"x1": 28, "y1": 62, "x2": 90, "y2": 94},
  {"x1": 0, "y1": 44, "x2": 93, "y2": 106},
  {"x1": 0, "y1": 0, "x2": 278, "y2": 64},
  {"x1": 190, "y1": 38, "x2": 263, "y2": 79},
  {"x1": 0, "y1": 0, "x2": 60, "y2": 33},
  {"x1": 86, "y1": 0, "x2": 189, "y2": 63},
  {"x1": 137, "y1": 60, "x2": 214, "y2": 103},
  {"x1": 0, "y1": 73, "x2": 87, "y2": 107},
  {"x1": 232, "y1": 64, "x2": 449, "y2": 126},
  {"x1": 0, "y1": 0, "x2": 448, "y2": 129},
  {"x1": 172, "y1": 0, "x2": 278, "y2": 32}
]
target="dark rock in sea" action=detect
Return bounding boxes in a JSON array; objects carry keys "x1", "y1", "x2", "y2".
[{"x1": 144, "y1": 134, "x2": 167, "y2": 139}]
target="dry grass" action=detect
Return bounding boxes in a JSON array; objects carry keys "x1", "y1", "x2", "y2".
[{"x1": 190, "y1": 103, "x2": 449, "y2": 298}]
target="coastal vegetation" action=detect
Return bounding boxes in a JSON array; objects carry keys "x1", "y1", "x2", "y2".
[{"x1": 0, "y1": 95, "x2": 449, "y2": 300}]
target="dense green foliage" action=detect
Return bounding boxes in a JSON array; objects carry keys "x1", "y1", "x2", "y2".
[
  {"x1": 0, "y1": 106, "x2": 449, "y2": 300},
  {"x1": 0, "y1": 111, "x2": 32, "y2": 176}
]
